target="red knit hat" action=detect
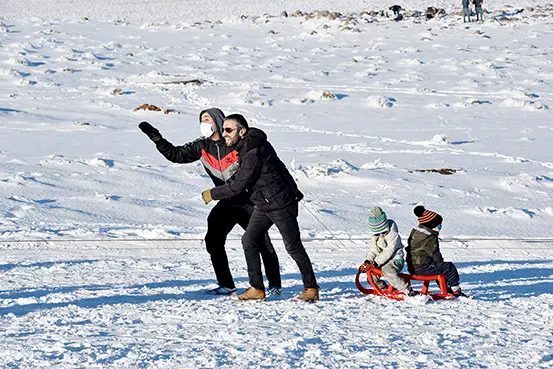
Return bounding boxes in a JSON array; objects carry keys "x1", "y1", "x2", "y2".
[{"x1": 414, "y1": 205, "x2": 443, "y2": 229}]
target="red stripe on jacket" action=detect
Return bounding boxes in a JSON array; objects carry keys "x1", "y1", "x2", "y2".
[{"x1": 201, "y1": 149, "x2": 239, "y2": 172}]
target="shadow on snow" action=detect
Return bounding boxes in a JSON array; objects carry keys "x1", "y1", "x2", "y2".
[{"x1": 0, "y1": 259, "x2": 551, "y2": 316}]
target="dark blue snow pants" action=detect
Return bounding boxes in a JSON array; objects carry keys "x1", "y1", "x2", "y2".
[{"x1": 414, "y1": 262, "x2": 460, "y2": 287}]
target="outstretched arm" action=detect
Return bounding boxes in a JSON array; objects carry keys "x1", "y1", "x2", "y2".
[
  {"x1": 139, "y1": 121, "x2": 203, "y2": 163},
  {"x1": 155, "y1": 138, "x2": 203, "y2": 164}
]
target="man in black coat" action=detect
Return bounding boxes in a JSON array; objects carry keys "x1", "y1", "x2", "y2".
[
  {"x1": 138, "y1": 108, "x2": 281, "y2": 296},
  {"x1": 202, "y1": 114, "x2": 319, "y2": 302}
]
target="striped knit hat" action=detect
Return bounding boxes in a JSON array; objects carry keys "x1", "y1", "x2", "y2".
[
  {"x1": 414, "y1": 205, "x2": 443, "y2": 229},
  {"x1": 368, "y1": 206, "x2": 389, "y2": 234}
]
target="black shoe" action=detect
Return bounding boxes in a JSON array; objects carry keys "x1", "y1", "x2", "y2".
[
  {"x1": 205, "y1": 285, "x2": 237, "y2": 295},
  {"x1": 450, "y1": 285, "x2": 468, "y2": 298},
  {"x1": 453, "y1": 289, "x2": 469, "y2": 298}
]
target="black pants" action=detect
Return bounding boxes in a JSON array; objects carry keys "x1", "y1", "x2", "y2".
[
  {"x1": 414, "y1": 261, "x2": 460, "y2": 287},
  {"x1": 242, "y1": 202, "x2": 318, "y2": 290},
  {"x1": 205, "y1": 200, "x2": 281, "y2": 289}
]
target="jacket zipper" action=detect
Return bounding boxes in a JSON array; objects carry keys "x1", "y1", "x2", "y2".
[{"x1": 216, "y1": 142, "x2": 226, "y2": 181}]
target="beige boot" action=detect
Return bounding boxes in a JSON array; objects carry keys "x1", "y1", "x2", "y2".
[
  {"x1": 297, "y1": 288, "x2": 319, "y2": 302},
  {"x1": 238, "y1": 287, "x2": 265, "y2": 301}
]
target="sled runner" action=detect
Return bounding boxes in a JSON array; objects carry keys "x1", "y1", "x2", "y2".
[{"x1": 355, "y1": 267, "x2": 455, "y2": 301}]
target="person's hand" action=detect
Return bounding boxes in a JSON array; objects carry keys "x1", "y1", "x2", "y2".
[
  {"x1": 359, "y1": 260, "x2": 379, "y2": 273},
  {"x1": 359, "y1": 260, "x2": 377, "y2": 273},
  {"x1": 202, "y1": 189, "x2": 213, "y2": 205},
  {"x1": 138, "y1": 121, "x2": 162, "y2": 142}
]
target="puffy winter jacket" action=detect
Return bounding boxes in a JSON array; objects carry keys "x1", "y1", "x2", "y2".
[
  {"x1": 210, "y1": 128, "x2": 303, "y2": 212},
  {"x1": 406, "y1": 225, "x2": 444, "y2": 273},
  {"x1": 365, "y1": 220, "x2": 405, "y2": 266}
]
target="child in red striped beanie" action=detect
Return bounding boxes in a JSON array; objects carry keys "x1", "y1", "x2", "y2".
[{"x1": 405, "y1": 205, "x2": 468, "y2": 298}]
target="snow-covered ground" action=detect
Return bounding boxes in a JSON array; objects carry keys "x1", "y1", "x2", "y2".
[{"x1": 1, "y1": 1, "x2": 553, "y2": 367}]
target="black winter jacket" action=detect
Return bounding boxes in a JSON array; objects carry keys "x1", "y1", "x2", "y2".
[{"x1": 210, "y1": 128, "x2": 303, "y2": 212}]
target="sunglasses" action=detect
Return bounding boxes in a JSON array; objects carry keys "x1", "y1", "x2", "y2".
[
  {"x1": 374, "y1": 230, "x2": 389, "y2": 236},
  {"x1": 223, "y1": 127, "x2": 237, "y2": 133},
  {"x1": 436, "y1": 224, "x2": 443, "y2": 230}
]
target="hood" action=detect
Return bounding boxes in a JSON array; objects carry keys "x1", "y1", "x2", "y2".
[
  {"x1": 199, "y1": 108, "x2": 225, "y2": 136},
  {"x1": 236, "y1": 127, "x2": 267, "y2": 153}
]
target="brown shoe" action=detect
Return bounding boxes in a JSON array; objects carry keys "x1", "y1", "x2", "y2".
[
  {"x1": 297, "y1": 288, "x2": 319, "y2": 302},
  {"x1": 238, "y1": 287, "x2": 265, "y2": 301}
]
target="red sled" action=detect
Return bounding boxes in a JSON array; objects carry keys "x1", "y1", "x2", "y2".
[{"x1": 355, "y1": 267, "x2": 455, "y2": 301}]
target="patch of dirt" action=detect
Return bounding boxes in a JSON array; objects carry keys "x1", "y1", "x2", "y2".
[
  {"x1": 133, "y1": 104, "x2": 177, "y2": 114},
  {"x1": 134, "y1": 103, "x2": 161, "y2": 112},
  {"x1": 412, "y1": 168, "x2": 460, "y2": 175},
  {"x1": 155, "y1": 79, "x2": 203, "y2": 86}
]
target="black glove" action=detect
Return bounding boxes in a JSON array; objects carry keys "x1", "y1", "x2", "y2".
[
  {"x1": 138, "y1": 121, "x2": 162, "y2": 142},
  {"x1": 296, "y1": 190, "x2": 304, "y2": 202}
]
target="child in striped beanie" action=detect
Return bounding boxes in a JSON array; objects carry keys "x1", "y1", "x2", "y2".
[
  {"x1": 359, "y1": 207, "x2": 416, "y2": 296},
  {"x1": 406, "y1": 205, "x2": 467, "y2": 298}
]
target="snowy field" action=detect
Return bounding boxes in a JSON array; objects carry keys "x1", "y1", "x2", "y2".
[
  {"x1": 1, "y1": 0, "x2": 553, "y2": 367},
  {"x1": 1, "y1": 0, "x2": 546, "y2": 23}
]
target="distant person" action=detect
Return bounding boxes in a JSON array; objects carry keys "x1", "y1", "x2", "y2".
[
  {"x1": 138, "y1": 108, "x2": 281, "y2": 297},
  {"x1": 202, "y1": 114, "x2": 319, "y2": 302},
  {"x1": 425, "y1": 6, "x2": 438, "y2": 20},
  {"x1": 389, "y1": 5, "x2": 404, "y2": 21},
  {"x1": 406, "y1": 206, "x2": 468, "y2": 297},
  {"x1": 462, "y1": 0, "x2": 471, "y2": 22},
  {"x1": 473, "y1": 0, "x2": 484, "y2": 20},
  {"x1": 358, "y1": 207, "x2": 417, "y2": 296}
]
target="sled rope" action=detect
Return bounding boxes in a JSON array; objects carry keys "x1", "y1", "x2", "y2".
[{"x1": 299, "y1": 200, "x2": 349, "y2": 248}]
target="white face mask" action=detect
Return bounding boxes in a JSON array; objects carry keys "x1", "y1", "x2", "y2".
[{"x1": 200, "y1": 123, "x2": 214, "y2": 138}]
